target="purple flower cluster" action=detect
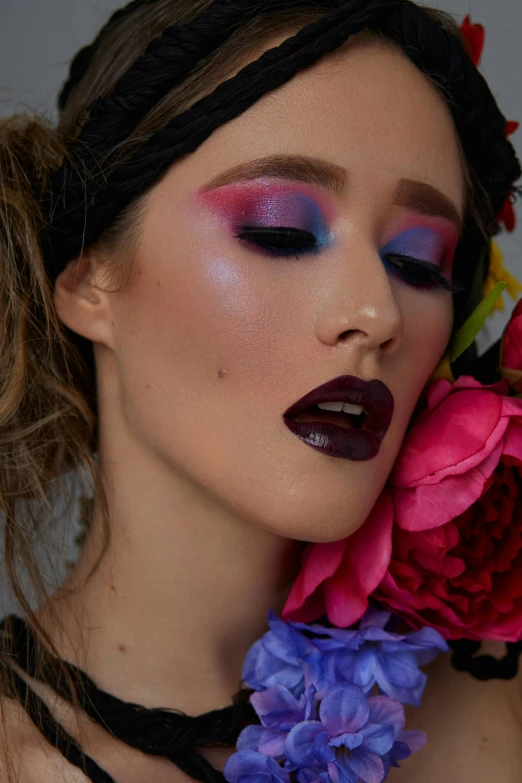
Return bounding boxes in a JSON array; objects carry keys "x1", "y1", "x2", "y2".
[
  {"x1": 224, "y1": 608, "x2": 447, "y2": 783},
  {"x1": 243, "y1": 608, "x2": 447, "y2": 706}
]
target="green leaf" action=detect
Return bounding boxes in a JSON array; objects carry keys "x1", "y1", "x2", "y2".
[{"x1": 449, "y1": 281, "x2": 507, "y2": 363}]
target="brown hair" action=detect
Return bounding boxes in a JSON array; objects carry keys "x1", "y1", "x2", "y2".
[{"x1": 0, "y1": 0, "x2": 479, "y2": 775}]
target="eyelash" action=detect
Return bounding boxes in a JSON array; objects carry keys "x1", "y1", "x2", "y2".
[
  {"x1": 236, "y1": 226, "x2": 462, "y2": 293},
  {"x1": 236, "y1": 227, "x2": 318, "y2": 259}
]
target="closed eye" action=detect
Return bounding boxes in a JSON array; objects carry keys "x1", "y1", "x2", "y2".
[
  {"x1": 235, "y1": 226, "x2": 318, "y2": 257},
  {"x1": 384, "y1": 252, "x2": 463, "y2": 293}
]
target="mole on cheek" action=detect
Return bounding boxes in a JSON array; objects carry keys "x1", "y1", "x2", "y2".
[{"x1": 218, "y1": 369, "x2": 228, "y2": 379}]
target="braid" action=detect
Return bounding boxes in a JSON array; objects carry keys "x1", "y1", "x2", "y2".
[
  {"x1": 58, "y1": 0, "x2": 161, "y2": 111},
  {"x1": 74, "y1": 0, "x2": 324, "y2": 156}
]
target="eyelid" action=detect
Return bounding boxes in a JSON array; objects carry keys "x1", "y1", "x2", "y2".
[
  {"x1": 381, "y1": 226, "x2": 449, "y2": 268},
  {"x1": 200, "y1": 181, "x2": 335, "y2": 231}
]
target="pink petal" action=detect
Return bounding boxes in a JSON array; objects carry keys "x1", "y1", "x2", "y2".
[
  {"x1": 395, "y1": 442, "x2": 503, "y2": 531},
  {"x1": 393, "y1": 389, "x2": 504, "y2": 487},
  {"x1": 322, "y1": 493, "x2": 393, "y2": 627},
  {"x1": 502, "y1": 312, "x2": 522, "y2": 372},
  {"x1": 501, "y1": 395, "x2": 522, "y2": 416},
  {"x1": 425, "y1": 378, "x2": 453, "y2": 409},
  {"x1": 503, "y1": 420, "x2": 522, "y2": 462},
  {"x1": 452, "y1": 375, "x2": 509, "y2": 394},
  {"x1": 283, "y1": 540, "x2": 347, "y2": 621}
]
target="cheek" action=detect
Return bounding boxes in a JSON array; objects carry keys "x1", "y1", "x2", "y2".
[
  {"x1": 401, "y1": 292, "x2": 453, "y2": 397},
  {"x1": 113, "y1": 209, "x2": 300, "y2": 410}
]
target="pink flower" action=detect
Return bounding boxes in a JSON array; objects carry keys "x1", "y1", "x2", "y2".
[
  {"x1": 283, "y1": 493, "x2": 393, "y2": 628},
  {"x1": 284, "y1": 376, "x2": 522, "y2": 641},
  {"x1": 390, "y1": 376, "x2": 522, "y2": 532},
  {"x1": 501, "y1": 297, "x2": 522, "y2": 391}
]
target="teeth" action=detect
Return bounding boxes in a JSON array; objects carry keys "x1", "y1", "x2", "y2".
[
  {"x1": 317, "y1": 401, "x2": 344, "y2": 412},
  {"x1": 317, "y1": 402, "x2": 364, "y2": 416},
  {"x1": 342, "y1": 403, "x2": 364, "y2": 416}
]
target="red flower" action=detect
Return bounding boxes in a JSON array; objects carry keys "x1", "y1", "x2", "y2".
[
  {"x1": 459, "y1": 15, "x2": 485, "y2": 67},
  {"x1": 506, "y1": 121, "x2": 519, "y2": 137},
  {"x1": 375, "y1": 456, "x2": 522, "y2": 642},
  {"x1": 498, "y1": 197, "x2": 517, "y2": 232}
]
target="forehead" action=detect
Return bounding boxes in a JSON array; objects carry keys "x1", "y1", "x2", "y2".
[{"x1": 160, "y1": 33, "x2": 464, "y2": 212}]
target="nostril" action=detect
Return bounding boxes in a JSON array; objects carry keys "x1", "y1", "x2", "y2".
[
  {"x1": 380, "y1": 336, "x2": 396, "y2": 353},
  {"x1": 339, "y1": 329, "x2": 361, "y2": 342}
]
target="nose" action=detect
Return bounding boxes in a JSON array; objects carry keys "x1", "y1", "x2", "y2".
[{"x1": 314, "y1": 238, "x2": 404, "y2": 357}]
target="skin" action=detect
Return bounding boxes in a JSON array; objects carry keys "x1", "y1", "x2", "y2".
[{"x1": 10, "y1": 30, "x2": 521, "y2": 783}]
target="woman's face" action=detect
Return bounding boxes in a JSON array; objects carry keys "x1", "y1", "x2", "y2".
[{"x1": 87, "y1": 35, "x2": 463, "y2": 542}]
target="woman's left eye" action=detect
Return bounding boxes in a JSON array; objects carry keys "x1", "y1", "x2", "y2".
[
  {"x1": 235, "y1": 226, "x2": 318, "y2": 257},
  {"x1": 384, "y1": 252, "x2": 461, "y2": 293}
]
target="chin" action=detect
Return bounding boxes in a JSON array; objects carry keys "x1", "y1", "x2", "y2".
[{"x1": 246, "y1": 481, "x2": 386, "y2": 544}]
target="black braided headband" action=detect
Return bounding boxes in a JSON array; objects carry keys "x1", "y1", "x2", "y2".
[
  {"x1": 58, "y1": 0, "x2": 162, "y2": 111},
  {"x1": 43, "y1": 0, "x2": 521, "y2": 283},
  {"x1": 65, "y1": 0, "x2": 325, "y2": 156}
]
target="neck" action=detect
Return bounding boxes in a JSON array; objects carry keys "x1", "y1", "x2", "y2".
[{"x1": 42, "y1": 415, "x2": 302, "y2": 715}]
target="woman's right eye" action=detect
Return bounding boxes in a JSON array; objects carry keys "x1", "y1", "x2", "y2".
[{"x1": 235, "y1": 226, "x2": 318, "y2": 257}]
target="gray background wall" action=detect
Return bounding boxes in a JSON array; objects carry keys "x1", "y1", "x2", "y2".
[{"x1": 0, "y1": 1, "x2": 521, "y2": 609}]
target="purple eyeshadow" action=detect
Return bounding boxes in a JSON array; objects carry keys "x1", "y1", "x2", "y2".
[
  {"x1": 237, "y1": 191, "x2": 330, "y2": 249},
  {"x1": 380, "y1": 227, "x2": 445, "y2": 269}
]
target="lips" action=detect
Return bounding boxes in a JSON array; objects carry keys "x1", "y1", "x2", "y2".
[{"x1": 283, "y1": 375, "x2": 394, "y2": 461}]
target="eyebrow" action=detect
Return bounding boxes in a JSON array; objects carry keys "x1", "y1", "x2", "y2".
[
  {"x1": 394, "y1": 179, "x2": 463, "y2": 234},
  {"x1": 202, "y1": 154, "x2": 463, "y2": 232},
  {"x1": 202, "y1": 154, "x2": 347, "y2": 195}
]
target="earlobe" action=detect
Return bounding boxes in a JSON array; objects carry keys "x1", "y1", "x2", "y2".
[{"x1": 53, "y1": 252, "x2": 115, "y2": 348}]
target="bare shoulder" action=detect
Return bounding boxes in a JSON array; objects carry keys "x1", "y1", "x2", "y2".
[{"x1": 0, "y1": 698, "x2": 88, "y2": 783}]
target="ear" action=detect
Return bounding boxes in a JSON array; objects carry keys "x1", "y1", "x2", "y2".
[{"x1": 53, "y1": 250, "x2": 116, "y2": 348}]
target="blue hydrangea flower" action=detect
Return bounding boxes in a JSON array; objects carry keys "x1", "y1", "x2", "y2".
[
  {"x1": 244, "y1": 608, "x2": 447, "y2": 707},
  {"x1": 243, "y1": 610, "x2": 324, "y2": 697},
  {"x1": 381, "y1": 729, "x2": 427, "y2": 777},
  {"x1": 224, "y1": 749, "x2": 291, "y2": 783},
  {"x1": 235, "y1": 610, "x2": 437, "y2": 783},
  {"x1": 237, "y1": 685, "x2": 317, "y2": 760},
  {"x1": 294, "y1": 609, "x2": 448, "y2": 705},
  {"x1": 362, "y1": 694, "x2": 426, "y2": 778},
  {"x1": 284, "y1": 683, "x2": 399, "y2": 783}
]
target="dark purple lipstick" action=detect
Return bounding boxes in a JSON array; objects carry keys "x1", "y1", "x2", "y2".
[{"x1": 283, "y1": 375, "x2": 394, "y2": 461}]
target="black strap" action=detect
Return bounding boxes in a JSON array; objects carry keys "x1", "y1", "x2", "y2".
[
  {"x1": 449, "y1": 639, "x2": 522, "y2": 680},
  {"x1": 0, "y1": 616, "x2": 258, "y2": 783},
  {"x1": 8, "y1": 666, "x2": 114, "y2": 783}
]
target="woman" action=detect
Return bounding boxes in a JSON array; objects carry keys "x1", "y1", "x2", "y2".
[{"x1": 0, "y1": 1, "x2": 520, "y2": 781}]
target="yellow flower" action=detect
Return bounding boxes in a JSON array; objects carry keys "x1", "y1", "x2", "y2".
[
  {"x1": 428, "y1": 242, "x2": 520, "y2": 386},
  {"x1": 483, "y1": 239, "x2": 522, "y2": 312},
  {"x1": 430, "y1": 354, "x2": 454, "y2": 383}
]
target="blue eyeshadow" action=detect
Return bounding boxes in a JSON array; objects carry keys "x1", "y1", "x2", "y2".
[{"x1": 380, "y1": 227, "x2": 445, "y2": 268}]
